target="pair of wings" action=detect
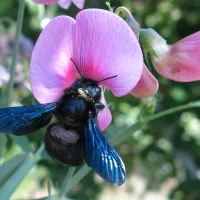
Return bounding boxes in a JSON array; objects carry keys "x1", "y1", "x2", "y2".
[{"x1": 0, "y1": 103, "x2": 125, "y2": 185}]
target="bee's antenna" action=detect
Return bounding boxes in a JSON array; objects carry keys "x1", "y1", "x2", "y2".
[
  {"x1": 98, "y1": 75, "x2": 118, "y2": 83},
  {"x1": 71, "y1": 58, "x2": 84, "y2": 78}
]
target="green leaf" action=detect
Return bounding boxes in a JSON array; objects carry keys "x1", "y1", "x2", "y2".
[
  {"x1": 9, "y1": 135, "x2": 31, "y2": 152},
  {"x1": 0, "y1": 144, "x2": 44, "y2": 199},
  {"x1": 0, "y1": 134, "x2": 7, "y2": 160},
  {"x1": 20, "y1": 93, "x2": 38, "y2": 106},
  {"x1": 40, "y1": 151, "x2": 52, "y2": 161},
  {"x1": 0, "y1": 153, "x2": 26, "y2": 185},
  {"x1": 32, "y1": 196, "x2": 54, "y2": 200},
  {"x1": 58, "y1": 167, "x2": 76, "y2": 198},
  {"x1": 66, "y1": 165, "x2": 91, "y2": 193},
  {"x1": 33, "y1": 196, "x2": 74, "y2": 200},
  {"x1": 0, "y1": 154, "x2": 37, "y2": 199}
]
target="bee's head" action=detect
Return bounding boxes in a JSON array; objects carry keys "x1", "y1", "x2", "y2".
[
  {"x1": 70, "y1": 58, "x2": 117, "y2": 102},
  {"x1": 72, "y1": 78, "x2": 101, "y2": 102}
]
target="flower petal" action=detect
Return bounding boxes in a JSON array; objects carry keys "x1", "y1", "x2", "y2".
[
  {"x1": 30, "y1": 16, "x2": 76, "y2": 104},
  {"x1": 32, "y1": 0, "x2": 58, "y2": 4},
  {"x1": 58, "y1": 0, "x2": 72, "y2": 9},
  {"x1": 0, "y1": 65, "x2": 10, "y2": 87},
  {"x1": 130, "y1": 64, "x2": 158, "y2": 98},
  {"x1": 154, "y1": 31, "x2": 200, "y2": 82},
  {"x1": 73, "y1": 0, "x2": 85, "y2": 9},
  {"x1": 97, "y1": 93, "x2": 112, "y2": 131},
  {"x1": 73, "y1": 9, "x2": 143, "y2": 97}
]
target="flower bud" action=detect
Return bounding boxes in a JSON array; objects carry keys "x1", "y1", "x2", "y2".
[
  {"x1": 140, "y1": 28, "x2": 168, "y2": 58},
  {"x1": 140, "y1": 29, "x2": 200, "y2": 82},
  {"x1": 129, "y1": 28, "x2": 159, "y2": 98}
]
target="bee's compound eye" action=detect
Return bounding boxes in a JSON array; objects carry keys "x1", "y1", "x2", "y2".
[{"x1": 96, "y1": 86, "x2": 101, "y2": 94}]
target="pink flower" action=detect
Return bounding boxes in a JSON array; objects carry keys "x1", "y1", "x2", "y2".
[
  {"x1": 115, "y1": 8, "x2": 158, "y2": 98},
  {"x1": 130, "y1": 64, "x2": 158, "y2": 98},
  {"x1": 32, "y1": 0, "x2": 85, "y2": 9},
  {"x1": 154, "y1": 31, "x2": 200, "y2": 82},
  {"x1": 127, "y1": 27, "x2": 158, "y2": 98},
  {"x1": 140, "y1": 29, "x2": 200, "y2": 82},
  {"x1": 30, "y1": 9, "x2": 143, "y2": 130}
]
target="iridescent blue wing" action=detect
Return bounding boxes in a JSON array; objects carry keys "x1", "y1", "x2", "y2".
[
  {"x1": 0, "y1": 103, "x2": 57, "y2": 135},
  {"x1": 84, "y1": 118, "x2": 126, "y2": 186}
]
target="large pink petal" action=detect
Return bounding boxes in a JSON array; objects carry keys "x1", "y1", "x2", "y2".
[
  {"x1": 58, "y1": 0, "x2": 72, "y2": 9},
  {"x1": 32, "y1": 0, "x2": 58, "y2": 4},
  {"x1": 97, "y1": 93, "x2": 112, "y2": 131},
  {"x1": 154, "y1": 31, "x2": 200, "y2": 82},
  {"x1": 130, "y1": 64, "x2": 158, "y2": 98},
  {"x1": 73, "y1": 0, "x2": 85, "y2": 9},
  {"x1": 30, "y1": 16, "x2": 77, "y2": 104},
  {"x1": 73, "y1": 9, "x2": 143, "y2": 97}
]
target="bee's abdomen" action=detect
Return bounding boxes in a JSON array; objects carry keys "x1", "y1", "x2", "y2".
[{"x1": 45, "y1": 123, "x2": 84, "y2": 166}]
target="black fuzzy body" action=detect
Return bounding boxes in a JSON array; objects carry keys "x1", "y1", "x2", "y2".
[{"x1": 45, "y1": 78, "x2": 103, "y2": 166}]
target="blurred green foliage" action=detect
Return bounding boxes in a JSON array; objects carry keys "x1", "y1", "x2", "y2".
[{"x1": 0, "y1": 0, "x2": 200, "y2": 200}]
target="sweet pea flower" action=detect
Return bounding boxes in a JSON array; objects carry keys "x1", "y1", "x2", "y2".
[
  {"x1": 140, "y1": 29, "x2": 200, "y2": 82},
  {"x1": 30, "y1": 9, "x2": 143, "y2": 130},
  {"x1": 115, "y1": 7, "x2": 158, "y2": 98},
  {"x1": 32, "y1": 0, "x2": 85, "y2": 9},
  {"x1": 130, "y1": 64, "x2": 158, "y2": 98}
]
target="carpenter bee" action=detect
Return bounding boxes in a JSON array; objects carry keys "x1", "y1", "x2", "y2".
[{"x1": 0, "y1": 59, "x2": 125, "y2": 186}]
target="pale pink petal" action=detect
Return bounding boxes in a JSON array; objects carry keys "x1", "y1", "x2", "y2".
[
  {"x1": 154, "y1": 31, "x2": 200, "y2": 82},
  {"x1": 97, "y1": 93, "x2": 112, "y2": 131},
  {"x1": 130, "y1": 64, "x2": 158, "y2": 98},
  {"x1": 32, "y1": 0, "x2": 58, "y2": 4},
  {"x1": 73, "y1": 0, "x2": 85, "y2": 9},
  {"x1": 58, "y1": 0, "x2": 72, "y2": 9},
  {"x1": 30, "y1": 16, "x2": 77, "y2": 104},
  {"x1": 0, "y1": 65, "x2": 10, "y2": 87},
  {"x1": 73, "y1": 9, "x2": 143, "y2": 97}
]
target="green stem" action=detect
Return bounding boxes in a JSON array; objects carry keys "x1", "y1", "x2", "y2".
[
  {"x1": 112, "y1": 101, "x2": 198, "y2": 146},
  {"x1": 115, "y1": 6, "x2": 131, "y2": 15},
  {"x1": 64, "y1": 165, "x2": 90, "y2": 194},
  {"x1": 47, "y1": 179, "x2": 52, "y2": 198},
  {"x1": 105, "y1": 1, "x2": 114, "y2": 12},
  {"x1": 145, "y1": 102, "x2": 195, "y2": 123},
  {"x1": 0, "y1": 135, "x2": 7, "y2": 162},
  {"x1": 7, "y1": 0, "x2": 25, "y2": 106},
  {"x1": 35, "y1": 143, "x2": 45, "y2": 157},
  {"x1": 58, "y1": 167, "x2": 76, "y2": 198},
  {"x1": 64, "y1": 100, "x2": 200, "y2": 192}
]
